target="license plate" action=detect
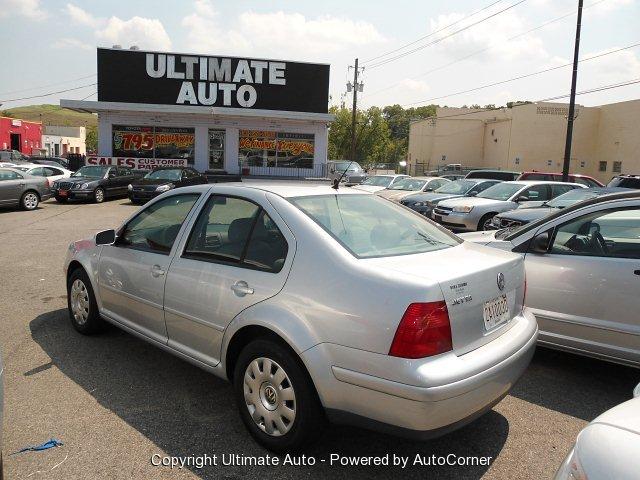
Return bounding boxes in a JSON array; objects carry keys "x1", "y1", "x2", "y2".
[
  {"x1": 59, "y1": 190, "x2": 68, "y2": 197},
  {"x1": 483, "y1": 294, "x2": 510, "y2": 331}
]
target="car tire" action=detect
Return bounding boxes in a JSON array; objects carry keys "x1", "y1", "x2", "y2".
[
  {"x1": 233, "y1": 338, "x2": 325, "y2": 453},
  {"x1": 94, "y1": 187, "x2": 105, "y2": 203},
  {"x1": 67, "y1": 268, "x2": 106, "y2": 335},
  {"x1": 55, "y1": 196, "x2": 68, "y2": 203},
  {"x1": 20, "y1": 190, "x2": 40, "y2": 210},
  {"x1": 478, "y1": 213, "x2": 496, "y2": 231}
]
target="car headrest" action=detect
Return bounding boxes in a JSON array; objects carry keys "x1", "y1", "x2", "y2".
[{"x1": 228, "y1": 217, "x2": 254, "y2": 243}]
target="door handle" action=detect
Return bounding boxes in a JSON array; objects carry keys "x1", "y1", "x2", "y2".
[
  {"x1": 151, "y1": 265, "x2": 165, "y2": 277},
  {"x1": 231, "y1": 281, "x2": 254, "y2": 296}
]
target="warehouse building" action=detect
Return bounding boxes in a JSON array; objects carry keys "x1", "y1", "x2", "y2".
[
  {"x1": 407, "y1": 99, "x2": 640, "y2": 183},
  {"x1": 61, "y1": 47, "x2": 333, "y2": 175},
  {"x1": 42, "y1": 125, "x2": 86, "y2": 156}
]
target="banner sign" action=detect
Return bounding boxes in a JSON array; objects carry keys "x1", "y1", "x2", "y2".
[
  {"x1": 239, "y1": 130, "x2": 314, "y2": 155},
  {"x1": 97, "y1": 48, "x2": 330, "y2": 113},
  {"x1": 85, "y1": 156, "x2": 187, "y2": 170}
]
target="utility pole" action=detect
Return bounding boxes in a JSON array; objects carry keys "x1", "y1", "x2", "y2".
[
  {"x1": 349, "y1": 58, "x2": 360, "y2": 162},
  {"x1": 562, "y1": 0, "x2": 583, "y2": 182}
]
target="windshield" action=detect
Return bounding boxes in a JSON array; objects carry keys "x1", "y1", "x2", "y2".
[
  {"x1": 608, "y1": 177, "x2": 640, "y2": 189},
  {"x1": 362, "y1": 176, "x2": 392, "y2": 187},
  {"x1": 546, "y1": 189, "x2": 601, "y2": 208},
  {"x1": 477, "y1": 183, "x2": 523, "y2": 201},
  {"x1": 388, "y1": 178, "x2": 427, "y2": 191},
  {"x1": 73, "y1": 166, "x2": 108, "y2": 178},
  {"x1": 290, "y1": 194, "x2": 460, "y2": 258},
  {"x1": 435, "y1": 179, "x2": 476, "y2": 194},
  {"x1": 333, "y1": 162, "x2": 362, "y2": 172},
  {"x1": 144, "y1": 169, "x2": 182, "y2": 181}
]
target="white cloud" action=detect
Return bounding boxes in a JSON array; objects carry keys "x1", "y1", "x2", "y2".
[
  {"x1": 52, "y1": 37, "x2": 92, "y2": 51},
  {"x1": 63, "y1": 4, "x2": 172, "y2": 50},
  {"x1": 0, "y1": 0, "x2": 47, "y2": 21},
  {"x1": 579, "y1": 47, "x2": 640, "y2": 85},
  {"x1": 428, "y1": 7, "x2": 547, "y2": 62},
  {"x1": 181, "y1": 0, "x2": 385, "y2": 58},
  {"x1": 397, "y1": 78, "x2": 430, "y2": 93}
]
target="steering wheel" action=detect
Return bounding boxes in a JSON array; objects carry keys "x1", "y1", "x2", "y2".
[{"x1": 587, "y1": 223, "x2": 609, "y2": 255}]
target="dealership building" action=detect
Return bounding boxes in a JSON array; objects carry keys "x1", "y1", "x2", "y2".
[
  {"x1": 408, "y1": 99, "x2": 640, "y2": 183},
  {"x1": 61, "y1": 47, "x2": 333, "y2": 175}
]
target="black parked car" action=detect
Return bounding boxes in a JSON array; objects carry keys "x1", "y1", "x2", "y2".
[
  {"x1": 52, "y1": 165, "x2": 142, "y2": 203},
  {"x1": 128, "y1": 167, "x2": 208, "y2": 204}
]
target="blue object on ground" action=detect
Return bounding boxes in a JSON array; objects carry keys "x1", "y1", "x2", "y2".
[{"x1": 11, "y1": 439, "x2": 64, "y2": 455}]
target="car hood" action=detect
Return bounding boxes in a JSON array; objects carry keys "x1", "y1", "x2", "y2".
[
  {"x1": 376, "y1": 189, "x2": 420, "y2": 201},
  {"x1": 404, "y1": 192, "x2": 461, "y2": 203},
  {"x1": 353, "y1": 184, "x2": 387, "y2": 193},
  {"x1": 65, "y1": 176, "x2": 101, "y2": 183},
  {"x1": 438, "y1": 196, "x2": 508, "y2": 208},
  {"x1": 458, "y1": 230, "x2": 499, "y2": 246},
  {"x1": 131, "y1": 177, "x2": 175, "y2": 186},
  {"x1": 499, "y1": 207, "x2": 557, "y2": 222},
  {"x1": 590, "y1": 396, "x2": 640, "y2": 434}
]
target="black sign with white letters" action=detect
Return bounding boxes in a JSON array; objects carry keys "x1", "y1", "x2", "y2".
[{"x1": 97, "y1": 48, "x2": 330, "y2": 113}]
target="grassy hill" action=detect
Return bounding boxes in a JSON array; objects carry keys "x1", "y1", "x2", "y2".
[{"x1": 1, "y1": 104, "x2": 97, "y2": 128}]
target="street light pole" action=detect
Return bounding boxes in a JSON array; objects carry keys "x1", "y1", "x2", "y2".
[
  {"x1": 562, "y1": 0, "x2": 583, "y2": 182},
  {"x1": 350, "y1": 58, "x2": 359, "y2": 162}
]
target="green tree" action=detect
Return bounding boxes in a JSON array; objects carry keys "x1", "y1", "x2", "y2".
[{"x1": 85, "y1": 126, "x2": 98, "y2": 153}]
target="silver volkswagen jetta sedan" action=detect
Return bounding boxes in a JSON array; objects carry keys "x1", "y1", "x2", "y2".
[{"x1": 64, "y1": 184, "x2": 537, "y2": 451}]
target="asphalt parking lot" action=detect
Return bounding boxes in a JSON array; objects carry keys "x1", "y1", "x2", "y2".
[{"x1": 1, "y1": 192, "x2": 638, "y2": 479}]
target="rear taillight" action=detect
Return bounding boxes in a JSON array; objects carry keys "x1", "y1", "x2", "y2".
[{"x1": 389, "y1": 301, "x2": 452, "y2": 359}]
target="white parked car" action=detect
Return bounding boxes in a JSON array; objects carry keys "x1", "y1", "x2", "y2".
[
  {"x1": 376, "y1": 176, "x2": 451, "y2": 203},
  {"x1": 64, "y1": 184, "x2": 537, "y2": 451},
  {"x1": 14, "y1": 164, "x2": 73, "y2": 183},
  {"x1": 353, "y1": 174, "x2": 409, "y2": 193},
  {"x1": 555, "y1": 383, "x2": 640, "y2": 480}
]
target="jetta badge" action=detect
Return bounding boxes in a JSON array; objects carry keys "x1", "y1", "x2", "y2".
[{"x1": 497, "y1": 272, "x2": 505, "y2": 291}]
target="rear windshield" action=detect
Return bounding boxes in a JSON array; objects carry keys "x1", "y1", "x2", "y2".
[
  {"x1": 362, "y1": 176, "x2": 392, "y2": 187},
  {"x1": 477, "y1": 183, "x2": 522, "y2": 200},
  {"x1": 290, "y1": 194, "x2": 460, "y2": 258},
  {"x1": 388, "y1": 178, "x2": 427, "y2": 191},
  {"x1": 435, "y1": 179, "x2": 476, "y2": 194}
]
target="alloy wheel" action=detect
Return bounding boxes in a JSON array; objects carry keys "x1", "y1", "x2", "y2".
[
  {"x1": 70, "y1": 279, "x2": 90, "y2": 325},
  {"x1": 23, "y1": 192, "x2": 38, "y2": 210},
  {"x1": 95, "y1": 188, "x2": 105, "y2": 203},
  {"x1": 243, "y1": 357, "x2": 296, "y2": 437}
]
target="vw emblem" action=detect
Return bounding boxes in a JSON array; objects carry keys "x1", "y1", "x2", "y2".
[
  {"x1": 497, "y1": 272, "x2": 506, "y2": 291},
  {"x1": 264, "y1": 385, "x2": 277, "y2": 405}
]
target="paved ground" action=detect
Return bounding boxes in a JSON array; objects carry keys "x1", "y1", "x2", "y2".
[{"x1": 0, "y1": 192, "x2": 638, "y2": 479}]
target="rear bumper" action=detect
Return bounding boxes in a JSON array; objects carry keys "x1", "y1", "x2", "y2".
[{"x1": 302, "y1": 308, "x2": 537, "y2": 436}]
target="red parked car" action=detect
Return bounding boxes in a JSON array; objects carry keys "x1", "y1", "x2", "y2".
[{"x1": 517, "y1": 171, "x2": 604, "y2": 187}]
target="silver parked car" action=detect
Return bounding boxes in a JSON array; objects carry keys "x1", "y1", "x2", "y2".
[
  {"x1": 327, "y1": 161, "x2": 367, "y2": 185},
  {"x1": 555, "y1": 383, "x2": 640, "y2": 480},
  {"x1": 376, "y1": 176, "x2": 451, "y2": 203},
  {"x1": 434, "y1": 181, "x2": 585, "y2": 232},
  {"x1": 64, "y1": 184, "x2": 537, "y2": 451},
  {"x1": 353, "y1": 174, "x2": 409, "y2": 193},
  {"x1": 460, "y1": 190, "x2": 640, "y2": 367},
  {"x1": 0, "y1": 167, "x2": 51, "y2": 210}
]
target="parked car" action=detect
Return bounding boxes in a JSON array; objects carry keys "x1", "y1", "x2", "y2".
[
  {"x1": 433, "y1": 181, "x2": 585, "y2": 232},
  {"x1": 327, "y1": 161, "x2": 367, "y2": 185},
  {"x1": 0, "y1": 149, "x2": 29, "y2": 163},
  {"x1": 607, "y1": 174, "x2": 640, "y2": 189},
  {"x1": 465, "y1": 170, "x2": 521, "y2": 181},
  {"x1": 128, "y1": 167, "x2": 208, "y2": 204},
  {"x1": 0, "y1": 167, "x2": 51, "y2": 210},
  {"x1": 401, "y1": 179, "x2": 502, "y2": 217},
  {"x1": 439, "y1": 174, "x2": 466, "y2": 181},
  {"x1": 14, "y1": 164, "x2": 73, "y2": 184},
  {"x1": 489, "y1": 187, "x2": 630, "y2": 230},
  {"x1": 52, "y1": 165, "x2": 141, "y2": 203},
  {"x1": 352, "y1": 174, "x2": 409, "y2": 193},
  {"x1": 555, "y1": 383, "x2": 640, "y2": 480},
  {"x1": 28, "y1": 156, "x2": 71, "y2": 170},
  {"x1": 517, "y1": 171, "x2": 604, "y2": 187},
  {"x1": 65, "y1": 184, "x2": 536, "y2": 451},
  {"x1": 377, "y1": 176, "x2": 451, "y2": 203},
  {"x1": 1, "y1": 348, "x2": 4, "y2": 480},
  {"x1": 460, "y1": 190, "x2": 640, "y2": 367}
]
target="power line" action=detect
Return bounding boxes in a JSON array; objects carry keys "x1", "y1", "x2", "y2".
[
  {"x1": 402, "y1": 41, "x2": 640, "y2": 106},
  {"x1": 365, "y1": 0, "x2": 608, "y2": 99},
  {"x1": 365, "y1": 0, "x2": 528, "y2": 70},
  {"x1": 0, "y1": 83, "x2": 97, "y2": 104},
  {"x1": 362, "y1": 0, "x2": 504, "y2": 65},
  {"x1": 0, "y1": 74, "x2": 96, "y2": 96},
  {"x1": 79, "y1": 91, "x2": 97, "y2": 101}
]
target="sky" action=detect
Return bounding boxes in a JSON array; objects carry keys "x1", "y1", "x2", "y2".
[{"x1": 0, "y1": 0, "x2": 639, "y2": 110}]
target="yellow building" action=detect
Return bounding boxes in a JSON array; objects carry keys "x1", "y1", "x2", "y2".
[{"x1": 407, "y1": 99, "x2": 640, "y2": 184}]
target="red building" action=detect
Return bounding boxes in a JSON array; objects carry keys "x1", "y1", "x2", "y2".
[{"x1": 0, "y1": 117, "x2": 43, "y2": 155}]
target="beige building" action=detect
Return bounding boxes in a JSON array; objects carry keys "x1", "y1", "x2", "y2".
[
  {"x1": 42, "y1": 125, "x2": 86, "y2": 157},
  {"x1": 407, "y1": 99, "x2": 640, "y2": 184}
]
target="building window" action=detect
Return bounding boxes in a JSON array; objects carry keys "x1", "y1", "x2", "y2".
[
  {"x1": 112, "y1": 125, "x2": 195, "y2": 165},
  {"x1": 208, "y1": 129, "x2": 225, "y2": 170},
  {"x1": 599, "y1": 161, "x2": 608, "y2": 172},
  {"x1": 239, "y1": 130, "x2": 314, "y2": 169},
  {"x1": 613, "y1": 161, "x2": 622, "y2": 173}
]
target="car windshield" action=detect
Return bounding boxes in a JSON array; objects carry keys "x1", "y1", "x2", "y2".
[
  {"x1": 73, "y1": 166, "x2": 108, "y2": 178},
  {"x1": 144, "y1": 169, "x2": 182, "y2": 181},
  {"x1": 362, "y1": 176, "x2": 392, "y2": 187},
  {"x1": 477, "y1": 183, "x2": 523, "y2": 201},
  {"x1": 290, "y1": 194, "x2": 460, "y2": 258},
  {"x1": 546, "y1": 189, "x2": 602, "y2": 208},
  {"x1": 435, "y1": 179, "x2": 477, "y2": 194},
  {"x1": 608, "y1": 177, "x2": 640, "y2": 189},
  {"x1": 388, "y1": 178, "x2": 427, "y2": 191},
  {"x1": 333, "y1": 162, "x2": 362, "y2": 172}
]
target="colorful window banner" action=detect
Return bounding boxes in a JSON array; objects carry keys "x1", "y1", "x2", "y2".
[
  {"x1": 239, "y1": 130, "x2": 314, "y2": 169},
  {"x1": 86, "y1": 156, "x2": 188, "y2": 170},
  {"x1": 112, "y1": 125, "x2": 195, "y2": 163}
]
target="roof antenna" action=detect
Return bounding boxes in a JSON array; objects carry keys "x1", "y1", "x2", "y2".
[{"x1": 331, "y1": 160, "x2": 354, "y2": 190}]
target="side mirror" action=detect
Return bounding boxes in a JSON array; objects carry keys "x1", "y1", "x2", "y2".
[
  {"x1": 517, "y1": 195, "x2": 529, "y2": 202},
  {"x1": 530, "y1": 231, "x2": 550, "y2": 254},
  {"x1": 95, "y1": 229, "x2": 116, "y2": 245}
]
